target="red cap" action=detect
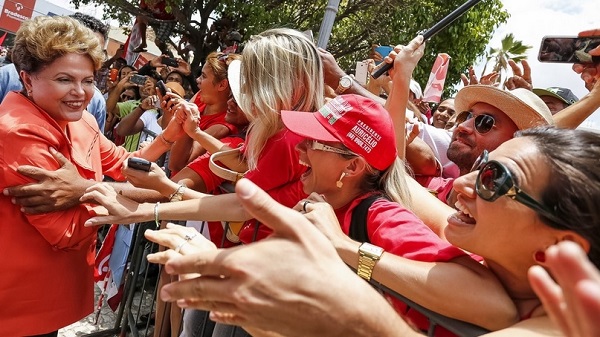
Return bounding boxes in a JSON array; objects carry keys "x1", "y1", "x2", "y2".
[{"x1": 281, "y1": 94, "x2": 397, "y2": 171}]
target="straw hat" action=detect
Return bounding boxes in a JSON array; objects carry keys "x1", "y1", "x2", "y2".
[
  {"x1": 165, "y1": 81, "x2": 185, "y2": 97},
  {"x1": 455, "y1": 85, "x2": 553, "y2": 130}
]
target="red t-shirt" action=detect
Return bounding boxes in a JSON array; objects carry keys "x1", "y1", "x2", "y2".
[
  {"x1": 194, "y1": 101, "x2": 238, "y2": 135},
  {"x1": 336, "y1": 193, "x2": 467, "y2": 337},
  {"x1": 415, "y1": 175, "x2": 455, "y2": 205},
  {"x1": 238, "y1": 129, "x2": 307, "y2": 243}
]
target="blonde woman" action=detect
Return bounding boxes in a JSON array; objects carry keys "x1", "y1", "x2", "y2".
[{"x1": 83, "y1": 28, "x2": 324, "y2": 239}]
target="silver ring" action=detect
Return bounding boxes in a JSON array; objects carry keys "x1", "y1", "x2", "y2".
[
  {"x1": 175, "y1": 241, "x2": 187, "y2": 253},
  {"x1": 302, "y1": 200, "x2": 310, "y2": 213},
  {"x1": 184, "y1": 233, "x2": 198, "y2": 241}
]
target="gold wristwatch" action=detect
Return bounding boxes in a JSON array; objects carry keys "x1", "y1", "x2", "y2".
[
  {"x1": 357, "y1": 242, "x2": 384, "y2": 281},
  {"x1": 335, "y1": 75, "x2": 353, "y2": 94}
]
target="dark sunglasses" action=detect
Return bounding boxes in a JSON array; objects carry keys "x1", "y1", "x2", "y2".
[
  {"x1": 120, "y1": 94, "x2": 134, "y2": 100},
  {"x1": 474, "y1": 159, "x2": 562, "y2": 224},
  {"x1": 455, "y1": 111, "x2": 496, "y2": 134}
]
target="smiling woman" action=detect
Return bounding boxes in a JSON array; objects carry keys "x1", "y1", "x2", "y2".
[{"x1": 0, "y1": 16, "x2": 106, "y2": 337}]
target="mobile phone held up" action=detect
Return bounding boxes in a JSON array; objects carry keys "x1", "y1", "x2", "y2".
[
  {"x1": 538, "y1": 36, "x2": 600, "y2": 64},
  {"x1": 157, "y1": 80, "x2": 168, "y2": 96},
  {"x1": 355, "y1": 61, "x2": 370, "y2": 86},
  {"x1": 130, "y1": 74, "x2": 147, "y2": 86},
  {"x1": 162, "y1": 57, "x2": 179, "y2": 67},
  {"x1": 127, "y1": 157, "x2": 151, "y2": 172}
]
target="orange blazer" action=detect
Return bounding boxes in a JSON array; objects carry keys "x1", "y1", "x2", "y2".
[{"x1": 0, "y1": 92, "x2": 129, "y2": 335}]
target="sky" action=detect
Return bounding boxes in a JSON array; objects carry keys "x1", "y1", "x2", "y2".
[
  {"x1": 54, "y1": 0, "x2": 600, "y2": 127},
  {"x1": 471, "y1": 0, "x2": 600, "y2": 128}
]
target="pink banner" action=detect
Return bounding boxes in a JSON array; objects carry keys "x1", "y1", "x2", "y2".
[{"x1": 423, "y1": 53, "x2": 451, "y2": 103}]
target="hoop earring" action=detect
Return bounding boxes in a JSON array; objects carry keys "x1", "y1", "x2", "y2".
[{"x1": 336, "y1": 172, "x2": 347, "y2": 188}]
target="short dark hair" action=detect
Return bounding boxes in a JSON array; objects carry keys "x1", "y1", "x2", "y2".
[
  {"x1": 70, "y1": 12, "x2": 108, "y2": 40},
  {"x1": 517, "y1": 126, "x2": 600, "y2": 268}
]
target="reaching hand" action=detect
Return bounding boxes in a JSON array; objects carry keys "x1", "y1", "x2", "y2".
[
  {"x1": 529, "y1": 241, "x2": 600, "y2": 337},
  {"x1": 122, "y1": 161, "x2": 170, "y2": 192},
  {"x1": 573, "y1": 29, "x2": 600, "y2": 92},
  {"x1": 461, "y1": 66, "x2": 499, "y2": 87},
  {"x1": 80, "y1": 183, "x2": 152, "y2": 226},
  {"x1": 386, "y1": 35, "x2": 426, "y2": 81},
  {"x1": 3, "y1": 147, "x2": 92, "y2": 213},
  {"x1": 317, "y1": 48, "x2": 347, "y2": 89},
  {"x1": 154, "y1": 179, "x2": 390, "y2": 337},
  {"x1": 504, "y1": 59, "x2": 533, "y2": 91}
]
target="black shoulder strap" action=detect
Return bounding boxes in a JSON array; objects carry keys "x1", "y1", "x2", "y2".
[{"x1": 349, "y1": 194, "x2": 383, "y2": 243}]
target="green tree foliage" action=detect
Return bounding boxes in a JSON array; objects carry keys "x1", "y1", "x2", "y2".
[{"x1": 71, "y1": 0, "x2": 508, "y2": 96}]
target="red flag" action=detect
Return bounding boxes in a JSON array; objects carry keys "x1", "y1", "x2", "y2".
[
  {"x1": 94, "y1": 225, "x2": 117, "y2": 282},
  {"x1": 123, "y1": 18, "x2": 142, "y2": 66},
  {"x1": 0, "y1": 32, "x2": 7, "y2": 46},
  {"x1": 423, "y1": 53, "x2": 451, "y2": 104}
]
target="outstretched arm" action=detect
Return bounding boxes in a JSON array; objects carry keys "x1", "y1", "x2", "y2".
[
  {"x1": 384, "y1": 36, "x2": 426, "y2": 160},
  {"x1": 300, "y1": 194, "x2": 517, "y2": 331},
  {"x1": 147, "y1": 178, "x2": 417, "y2": 337}
]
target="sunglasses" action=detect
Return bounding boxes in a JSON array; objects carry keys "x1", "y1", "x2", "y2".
[
  {"x1": 309, "y1": 140, "x2": 357, "y2": 156},
  {"x1": 120, "y1": 94, "x2": 134, "y2": 101},
  {"x1": 455, "y1": 111, "x2": 496, "y2": 134},
  {"x1": 217, "y1": 53, "x2": 232, "y2": 66},
  {"x1": 474, "y1": 158, "x2": 562, "y2": 224}
]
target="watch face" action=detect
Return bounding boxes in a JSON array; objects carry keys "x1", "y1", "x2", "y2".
[
  {"x1": 360, "y1": 243, "x2": 384, "y2": 256},
  {"x1": 340, "y1": 76, "x2": 352, "y2": 88}
]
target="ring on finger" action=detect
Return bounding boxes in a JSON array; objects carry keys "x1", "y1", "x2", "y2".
[
  {"x1": 302, "y1": 200, "x2": 311, "y2": 213},
  {"x1": 184, "y1": 233, "x2": 198, "y2": 242},
  {"x1": 175, "y1": 241, "x2": 187, "y2": 253}
]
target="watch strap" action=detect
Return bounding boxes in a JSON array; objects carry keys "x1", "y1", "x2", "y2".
[{"x1": 357, "y1": 242, "x2": 384, "y2": 281}]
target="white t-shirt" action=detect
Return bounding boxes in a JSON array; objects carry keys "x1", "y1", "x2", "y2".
[{"x1": 139, "y1": 109, "x2": 163, "y2": 143}]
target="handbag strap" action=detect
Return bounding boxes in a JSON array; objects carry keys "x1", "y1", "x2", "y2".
[{"x1": 209, "y1": 147, "x2": 246, "y2": 182}]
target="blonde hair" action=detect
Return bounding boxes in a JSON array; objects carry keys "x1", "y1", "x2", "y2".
[
  {"x1": 239, "y1": 28, "x2": 325, "y2": 170},
  {"x1": 204, "y1": 51, "x2": 242, "y2": 83},
  {"x1": 358, "y1": 157, "x2": 413, "y2": 209},
  {"x1": 12, "y1": 16, "x2": 104, "y2": 75}
]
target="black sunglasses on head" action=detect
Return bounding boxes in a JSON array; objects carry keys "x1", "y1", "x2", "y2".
[
  {"x1": 474, "y1": 159, "x2": 562, "y2": 224},
  {"x1": 455, "y1": 111, "x2": 496, "y2": 134}
]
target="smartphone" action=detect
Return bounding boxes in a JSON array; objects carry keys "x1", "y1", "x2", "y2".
[
  {"x1": 127, "y1": 157, "x2": 151, "y2": 172},
  {"x1": 355, "y1": 61, "x2": 369, "y2": 86},
  {"x1": 130, "y1": 74, "x2": 147, "y2": 86},
  {"x1": 374, "y1": 46, "x2": 393, "y2": 65},
  {"x1": 162, "y1": 57, "x2": 179, "y2": 67},
  {"x1": 156, "y1": 80, "x2": 168, "y2": 96},
  {"x1": 538, "y1": 36, "x2": 600, "y2": 64}
]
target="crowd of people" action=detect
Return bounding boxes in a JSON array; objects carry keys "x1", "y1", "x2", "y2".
[{"x1": 0, "y1": 12, "x2": 599, "y2": 337}]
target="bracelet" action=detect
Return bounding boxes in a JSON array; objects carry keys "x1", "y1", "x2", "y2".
[
  {"x1": 169, "y1": 184, "x2": 186, "y2": 202},
  {"x1": 154, "y1": 202, "x2": 160, "y2": 228},
  {"x1": 159, "y1": 134, "x2": 174, "y2": 147}
]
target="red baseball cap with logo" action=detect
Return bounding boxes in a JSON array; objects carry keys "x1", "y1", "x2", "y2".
[{"x1": 281, "y1": 94, "x2": 397, "y2": 171}]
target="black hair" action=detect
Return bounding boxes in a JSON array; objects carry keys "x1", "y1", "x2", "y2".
[
  {"x1": 517, "y1": 126, "x2": 600, "y2": 269},
  {"x1": 70, "y1": 12, "x2": 108, "y2": 40}
]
